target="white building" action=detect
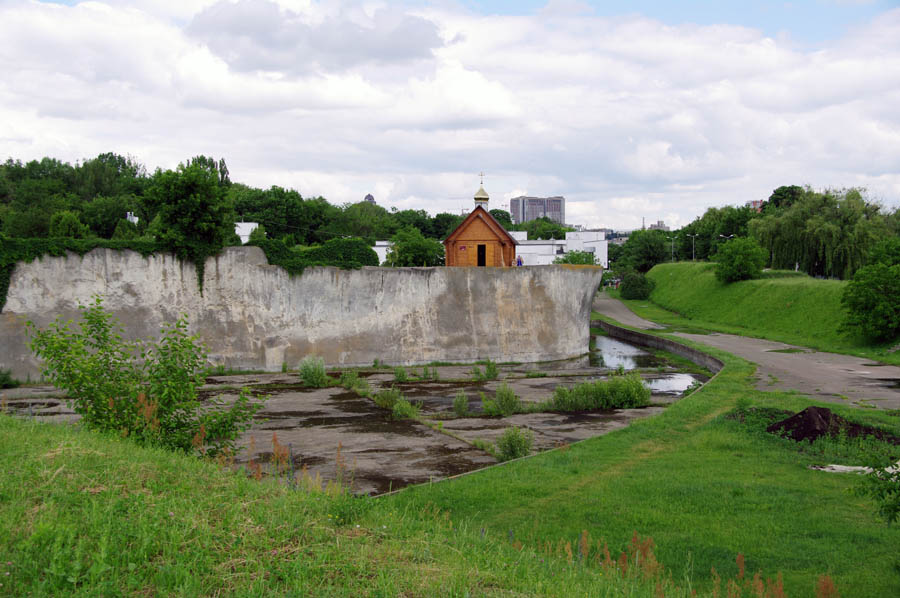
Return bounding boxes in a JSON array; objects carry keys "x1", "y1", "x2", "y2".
[
  {"x1": 512, "y1": 230, "x2": 607, "y2": 267},
  {"x1": 373, "y1": 240, "x2": 393, "y2": 265},
  {"x1": 235, "y1": 221, "x2": 260, "y2": 244}
]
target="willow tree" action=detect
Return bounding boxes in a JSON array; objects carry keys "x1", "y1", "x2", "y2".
[{"x1": 749, "y1": 188, "x2": 890, "y2": 279}]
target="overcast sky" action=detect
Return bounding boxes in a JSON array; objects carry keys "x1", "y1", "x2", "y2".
[{"x1": 2, "y1": 0, "x2": 899, "y2": 230}]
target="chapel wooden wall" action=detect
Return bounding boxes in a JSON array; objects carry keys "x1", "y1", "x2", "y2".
[{"x1": 444, "y1": 216, "x2": 515, "y2": 267}]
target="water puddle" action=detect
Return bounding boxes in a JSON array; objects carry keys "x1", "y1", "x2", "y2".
[{"x1": 589, "y1": 336, "x2": 664, "y2": 369}]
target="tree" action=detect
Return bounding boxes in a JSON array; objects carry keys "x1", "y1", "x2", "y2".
[
  {"x1": 868, "y1": 237, "x2": 900, "y2": 267},
  {"x1": 767, "y1": 185, "x2": 804, "y2": 210},
  {"x1": 841, "y1": 263, "x2": 900, "y2": 341},
  {"x1": 554, "y1": 251, "x2": 597, "y2": 265},
  {"x1": 48, "y1": 210, "x2": 91, "y2": 238},
  {"x1": 111, "y1": 218, "x2": 139, "y2": 240},
  {"x1": 620, "y1": 229, "x2": 666, "y2": 273},
  {"x1": 432, "y1": 212, "x2": 464, "y2": 239},
  {"x1": 511, "y1": 217, "x2": 572, "y2": 240},
  {"x1": 385, "y1": 226, "x2": 445, "y2": 266},
  {"x1": 248, "y1": 224, "x2": 267, "y2": 244},
  {"x1": 715, "y1": 237, "x2": 768, "y2": 282},
  {"x1": 144, "y1": 161, "x2": 235, "y2": 265},
  {"x1": 82, "y1": 194, "x2": 136, "y2": 238},
  {"x1": 489, "y1": 209, "x2": 513, "y2": 228}
]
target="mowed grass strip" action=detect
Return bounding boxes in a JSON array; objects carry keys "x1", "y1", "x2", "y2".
[
  {"x1": 634, "y1": 261, "x2": 900, "y2": 365},
  {"x1": 388, "y1": 346, "x2": 900, "y2": 598}
]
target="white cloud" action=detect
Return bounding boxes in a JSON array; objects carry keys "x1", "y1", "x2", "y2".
[{"x1": 1, "y1": 0, "x2": 898, "y2": 230}]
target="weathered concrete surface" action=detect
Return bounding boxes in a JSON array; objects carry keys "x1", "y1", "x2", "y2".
[{"x1": 1, "y1": 247, "x2": 602, "y2": 379}]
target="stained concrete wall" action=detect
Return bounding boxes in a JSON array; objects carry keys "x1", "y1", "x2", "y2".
[{"x1": 1, "y1": 247, "x2": 602, "y2": 379}]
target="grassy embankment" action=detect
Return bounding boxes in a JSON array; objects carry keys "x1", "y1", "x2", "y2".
[
  {"x1": 620, "y1": 261, "x2": 899, "y2": 365},
  {"x1": 389, "y1": 343, "x2": 900, "y2": 598}
]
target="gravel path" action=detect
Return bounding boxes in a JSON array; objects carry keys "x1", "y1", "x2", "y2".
[{"x1": 593, "y1": 294, "x2": 900, "y2": 409}]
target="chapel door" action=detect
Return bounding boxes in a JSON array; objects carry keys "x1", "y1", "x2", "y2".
[{"x1": 477, "y1": 244, "x2": 486, "y2": 267}]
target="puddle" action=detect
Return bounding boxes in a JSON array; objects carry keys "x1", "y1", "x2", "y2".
[
  {"x1": 588, "y1": 336, "x2": 664, "y2": 369},
  {"x1": 645, "y1": 373, "x2": 705, "y2": 394}
]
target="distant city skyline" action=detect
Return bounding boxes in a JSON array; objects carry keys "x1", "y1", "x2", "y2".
[{"x1": 3, "y1": 0, "x2": 899, "y2": 230}]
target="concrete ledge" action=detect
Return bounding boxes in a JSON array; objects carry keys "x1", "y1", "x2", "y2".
[{"x1": 593, "y1": 320, "x2": 724, "y2": 374}]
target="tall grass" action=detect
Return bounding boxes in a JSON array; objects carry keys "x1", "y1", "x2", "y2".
[
  {"x1": 299, "y1": 356, "x2": 329, "y2": 388},
  {"x1": 551, "y1": 371, "x2": 650, "y2": 411}
]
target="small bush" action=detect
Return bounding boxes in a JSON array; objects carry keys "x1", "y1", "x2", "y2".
[
  {"x1": 552, "y1": 371, "x2": 650, "y2": 411},
  {"x1": 483, "y1": 359, "x2": 499, "y2": 380},
  {"x1": 620, "y1": 271, "x2": 655, "y2": 300},
  {"x1": 714, "y1": 237, "x2": 768, "y2": 283},
  {"x1": 374, "y1": 387, "x2": 402, "y2": 410},
  {"x1": 496, "y1": 427, "x2": 533, "y2": 461},
  {"x1": 452, "y1": 390, "x2": 469, "y2": 417},
  {"x1": 393, "y1": 367, "x2": 409, "y2": 382},
  {"x1": 0, "y1": 369, "x2": 20, "y2": 389},
  {"x1": 391, "y1": 398, "x2": 420, "y2": 420},
  {"x1": 26, "y1": 296, "x2": 263, "y2": 455},
  {"x1": 299, "y1": 356, "x2": 329, "y2": 388},
  {"x1": 339, "y1": 370, "x2": 359, "y2": 389},
  {"x1": 494, "y1": 383, "x2": 523, "y2": 416},
  {"x1": 480, "y1": 392, "x2": 501, "y2": 416}
]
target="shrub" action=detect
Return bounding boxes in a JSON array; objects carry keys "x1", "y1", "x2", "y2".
[
  {"x1": 841, "y1": 263, "x2": 900, "y2": 341},
  {"x1": 374, "y1": 387, "x2": 402, "y2": 410},
  {"x1": 857, "y1": 451, "x2": 900, "y2": 525},
  {"x1": 714, "y1": 237, "x2": 768, "y2": 283},
  {"x1": 552, "y1": 371, "x2": 650, "y2": 411},
  {"x1": 299, "y1": 356, "x2": 330, "y2": 388},
  {"x1": 452, "y1": 390, "x2": 469, "y2": 417},
  {"x1": 26, "y1": 296, "x2": 263, "y2": 455},
  {"x1": 0, "y1": 369, "x2": 20, "y2": 389},
  {"x1": 483, "y1": 359, "x2": 499, "y2": 380},
  {"x1": 496, "y1": 427, "x2": 533, "y2": 461},
  {"x1": 393, "y1": 367, "x2": 409, "y2": 382},
  {"x1": 391, "y1": 398, "x2": 420, "y2": 420},
  {"x1": 339, "y1": 370, "x2": 359, "y2": 389},
  {"x1": 619, "y1": 271, "x2": 655, "y2": 300},
  {"x1": 471, "y1": 359, "x2": 499, "y2": 381},
  {"x1": 494, "y1": 383, "x2": 523, "y2": 416}
]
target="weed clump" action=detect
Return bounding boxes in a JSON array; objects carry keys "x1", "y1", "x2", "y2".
[
  {"x1": 452, "y1": 390, "x2": 469, "y2": 417},
  {"x1": 496, "y1": 426, "x2": 533, "y2": 461},
  {"x1": 551, "y1": 371, "x2": 650, "y2": 411},
  {"x1": 391, "y1": 398, "x2": 421, "y2": 420},
  {"x1": 393, "y1": 367, "x2": 409, "y2": 382},
  {"x1": 374, "y1": 387, "x2": 402, "y2": 410},
  {"x1": 471, "y1": 359, "x2": 499, "y2": 381},
  {"x1": 299, "y1": 356, "x2": 330, "y2": 388}
]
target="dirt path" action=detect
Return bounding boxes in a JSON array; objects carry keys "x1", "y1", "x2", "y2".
[{"x1": 593, "y1": 294, "x2": 900, "y2": 409}]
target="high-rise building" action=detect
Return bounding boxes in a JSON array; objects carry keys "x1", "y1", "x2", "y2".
[{"x1": 509, "y1": 196, "x2": 566, "y2": 225}]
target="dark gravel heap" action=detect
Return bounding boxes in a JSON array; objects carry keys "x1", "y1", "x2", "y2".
[{"x1": 766, "y1": 406, "x2": 900, "y2": 445}]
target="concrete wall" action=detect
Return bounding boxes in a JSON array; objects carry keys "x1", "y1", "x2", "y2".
[{"x1": 1, "y1": 247, "x2": 603, "y2": 379}]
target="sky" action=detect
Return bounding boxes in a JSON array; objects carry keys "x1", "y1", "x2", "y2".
[{"x1": 1, "y1": 0, "x2": 899, "y2": 230}]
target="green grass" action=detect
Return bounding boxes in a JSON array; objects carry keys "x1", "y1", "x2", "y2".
[
  {"x1": 0, "y1": 415, "x2": 727, "y2": 597},
  {"x1": 388, "y1": 343, "x2": 900, "y2": 597},
  {"x1": 621, "y1": 262, "x2": 900, "y2": 365}
]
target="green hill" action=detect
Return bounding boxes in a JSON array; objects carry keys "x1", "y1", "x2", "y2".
[{"x1": 641, "y1": 262, "x2": 898, "y2": 364}]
